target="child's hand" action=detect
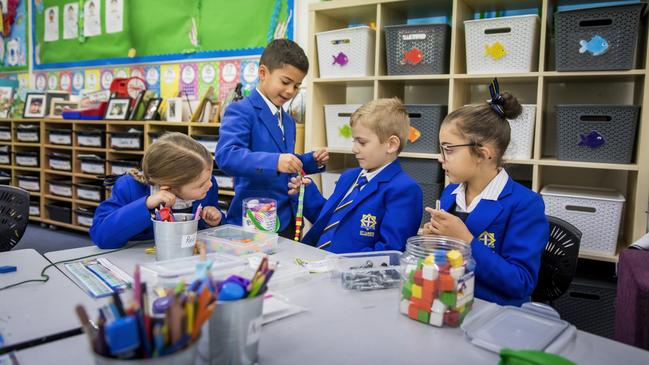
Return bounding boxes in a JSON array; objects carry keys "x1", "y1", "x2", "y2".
[
  {"x1": 313, "y1": 148, "x2": 329, "y2": 167},
  {"x1": 423, "y1": 207, "x2": 473, "y2": 244},
  {"x1": 146, "y1": 189, "x2": 177, "y2": 209},
  {"x1": 277, "y1": 154, "x2": 303, "y2": 174},
  {"x1": 201, "y1": 206, "x2": 222, "y2": 227},
  {"x1": 288, "y1": 176, "x2": 312, "y2": 195}
]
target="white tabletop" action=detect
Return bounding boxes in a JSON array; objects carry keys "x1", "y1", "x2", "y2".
[
  {"x1": 0, "y1": 249, "x2": 100, "y2": 347},
  {"x1": 40, "y1": 238, "x2": 649, "y2": 364}
]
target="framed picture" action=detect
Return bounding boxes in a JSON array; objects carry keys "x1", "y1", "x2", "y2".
[
  {"x1": 23, "y1": 93, "x2": 48, "y2": 118},
  {"x1": 104, "y1": 97, "x2": 131, "y2": 120},
  {"x1": 144, "y1": 98, "x2": 162, "y2": 121},
  {"x1": 49, "y1": 100, "x2": 79, "y2": 118},
  {"x1": 0, "y1": 86, "x2": 14, "y2": 119},
  {"x1": 166, "y1": 97, "x2": 182, "y2": 122},
  {"x1": 45, "y1": 91, "x2": 70, "y2": 115},
  {"x1": 128, "y1": 90, "x2": 145, "y2": 120}
]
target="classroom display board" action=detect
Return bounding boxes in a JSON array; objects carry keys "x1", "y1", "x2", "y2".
[
  {"x1": 33, "y1": 0, "x2": 293, "y2": 69},
  {"x1": 0, "y1": 0, "x2": 28, "y2": 72}
]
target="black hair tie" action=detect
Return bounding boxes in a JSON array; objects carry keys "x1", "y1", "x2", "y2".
[{"x1": 487, "y1": 78, "x2": 506, "y2": 119}]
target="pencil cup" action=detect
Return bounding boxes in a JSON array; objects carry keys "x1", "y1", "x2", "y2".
[
  {"x1": 242, "y1": 198, "x2": 278, "y2": 232},
  {"x1": 152, "y1": 213, "x2": 198, "y2": 261},
  {"x1": 198, "y1": 294, "x2": 264, "y2": 365},
  {"x1": 93, "y1": 334, "x2": 200, "y2": 365}
]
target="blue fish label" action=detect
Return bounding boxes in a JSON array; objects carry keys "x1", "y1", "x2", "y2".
[
  {"x1": 578, "y1": 130, "x2": 605, "y2": 149},
  {"x1": 579, "y1": 35, "x2": 609, "y2": 56}
]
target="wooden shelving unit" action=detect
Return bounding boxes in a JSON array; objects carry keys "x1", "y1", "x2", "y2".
[
  {"x1": 0, "y1": 118, "x2": 224, "y2": 233},
  {"x1": 307, "y1": 0, "x2": 649, "y2": 262}
]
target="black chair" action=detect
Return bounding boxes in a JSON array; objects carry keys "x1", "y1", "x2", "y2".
[
  {"x1": 532, "y1": 215, "x2": 582, "y2": 303},
  {"x1": 0, "y1": 185, "x2": 30, "y2": 251}
]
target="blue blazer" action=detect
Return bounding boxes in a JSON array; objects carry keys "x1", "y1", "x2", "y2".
[
  {"x1": 216, "y1": 88, "x2": 323, "y2": 231},
  {"x1": 302, "y1": 160, "x2": 422, "y2": 253},
  {"x1": 90, "y1": 174, "x2": 220, "y2": 249},
  {"x1": 439, "y1": 177, "x2": 549, "y2": 307}
]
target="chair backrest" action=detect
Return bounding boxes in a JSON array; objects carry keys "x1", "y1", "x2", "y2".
[
  {"x1": 0, "y1": 185, "x2": 30, "y2": 251},
  {"x1": 532, "y1": 215, "x2": 582, "y2": 303}
]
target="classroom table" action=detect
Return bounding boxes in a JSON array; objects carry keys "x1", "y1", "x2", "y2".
[
  {"x1": 0, "y1": 249, "x2": 100, "y2": 349},
  {"x1": 37, "y1": 238, "x2": 649, "y2": 365}
]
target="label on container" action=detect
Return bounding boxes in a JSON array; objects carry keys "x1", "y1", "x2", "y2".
[
  {"x1": 111, "y1": 137, "x2": 141, "y2": 149},
  {"x1": 215, "y1": 176, "x2": 234, "y2": 189},
  {"x1": 17, "y1": 132, "x2": 38, "y2": 142},
  {"x1": 0, "y1": 155, "x2": 9, "y2": 164},
  {"x1": 50, "y1": 185, "x2": 72, "y2": 197},
  {"x1": 246, "y1": 316, "x2": 263, "y2": 346},
  {"x1": 0, "y1": 131, "x2": 11, "y2": 140},
  {"x1": 78, "y1": 135, "x2": 102, "y2": 146},
  {"x1": 456, "y1": 272, "x2": 475, "y2": 307},
  {"x1": 16, "y1": 156, "x2": 38, "y2": 166},
  {"x1": 78, "y1": 189, "x2": 101, "y2": 201},
  {"x1": 19, "y1": 180, "x2": 39, "y2": 191},
  {"x1": 402, "y1": 33, "x2": 426, "y2": 41},
  {"x1": 198, "y1": 141, "x2": 217, "y2": 152},
  {"x1": 50, "y1": 159, "x2": 71, "y2": 171},
  {"x1": 111, "y1": 165, "x2": 131, "y2": 175},
  {"x1": 50, "y1": 134, "x2": 72, "y2": 145},
  {"x1": 78, "y1": 215, "x2": 93, "y2": 227},
  {"x1": 181, "y1": 233, "x2": 197, "y2": 248},
  {"x1": 81, "y1": 162, "x2": 105, "y2": 174},
  {"x1": 29, "y1": 205, "x2": 40, "y2": 216}
]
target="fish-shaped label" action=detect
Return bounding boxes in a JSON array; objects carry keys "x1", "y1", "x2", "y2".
[
  {"x1": 485, "y1": 41, "x2": 506, "y2": 60},
  {"x1": 332, "y1": 52, "x2": 349, "y2": 66},
  {"x1": 578, "y1": 130, "x2": 605, "y2": 148},
  {"x1": 579, "y1": 35, "x2": 609, "y2": 56},
  {"x1": 402, "y1": 48, "x2": 424, "y2": 65}
]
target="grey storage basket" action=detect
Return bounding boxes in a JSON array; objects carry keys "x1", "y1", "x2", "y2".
[
  {"x1": 403, "y1": 104, "x2": 446, "y2": 154},
  {"x1": 555, "y1": 104, "x2": 639, "y2": 163},
  {"x1": 554, "y1": 3, "x2": 644, "y2": 71},
  {"x1": 384, "y1": 23, "x2": 450, "y2": 75}
]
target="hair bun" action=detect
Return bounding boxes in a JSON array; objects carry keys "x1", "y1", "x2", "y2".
[{"x1": 500, "y1": 92, "x2": 522, "y2": 120}]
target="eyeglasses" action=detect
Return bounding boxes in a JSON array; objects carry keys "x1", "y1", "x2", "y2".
[{"x1": 439, "y1": 142, "x2": 481, "y2": 161}]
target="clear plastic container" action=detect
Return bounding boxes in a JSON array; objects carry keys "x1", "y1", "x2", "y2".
[
  {"x1": 400, "y1": 235, "x2": 475, "y2": 327},
  {"x1": 242, "y1": 198, "x2": 279, "y2": 233},
  {"x1": 140, "y1": 252, "x2": 247, "y2": 289},
  {"x1": 197, "y1": 224, "x2": 279, "y2": 256},
  {"x1": 328, "y1": 251, "x2": 402, "y2": 291}
]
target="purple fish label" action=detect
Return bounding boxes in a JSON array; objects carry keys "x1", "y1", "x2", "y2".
[
  {"x1": 578, "y1": 130, "x2": 605, "y2": 149},
  {"x1": 332, "y1": 52, "x2": 349, "y2": 66}
]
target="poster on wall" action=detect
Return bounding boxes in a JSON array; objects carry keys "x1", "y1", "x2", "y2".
[
  {"x1": 240, "y1": 59, "x2": 259, "y2": 97},
  {"x1": 62, "y1": 3, "x2": 78, "y2": 40},
  {"x1": 179, "y1": 63, "x2": 198, "y2": 98},
  {"x1": 105, "y1": 0, "x2": 124, "y2": 34},
  {"x1": 218, "y1": 60, "x2": 240, "y2": 103},
  {"x1": 198, "y1": 61, "x2": 218, "y2": 99},
  {"x1": 72, "y1": 70, "x2": 85, "y2": 94},
  {"x1": 0, "y1": 0, "x2": 27, "y2": 71}
]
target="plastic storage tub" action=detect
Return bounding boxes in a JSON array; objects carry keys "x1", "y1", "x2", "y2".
[
  {"x1": 46, "y1": 201, "x2": 72, "y2": 223},
  {"x1": 554, "y1": 3, "x2": 644, "y2": 71},
  {"x1": 76, "y1": 129, "x2": 105, "y2": 147},
  {"x1": 316, "y1": 26, "x2": 375, "y2": 78},
  {"x1": 555, "y1": 104, "x2": 639, "y2": 163},
  {"x1": 17, "y1": 175, "x2": 40, "y2": 191},
  {"x1": 48, "y1": 179, "x2": 73, "y2": 197},
  {"x1": 108, "y1": 159, "x2": 139, "y2": 175},
  {"x1": 197, "y1": 224, "x2": 279, "y2": 256},
  {"x1": 324, "y1": 104, "x2": 361, "y2": 150},
  {"x1": 48, "y1": 152, "x2": 72, "y2": 171},
  {"x1": 79, "y1": 155, "x2": 106, "y2": 175},
  {"x1": 464, "y1": 15, "x2": 540, "y2": 74},
  {"x1": 76, "y1": 181, "x2": 105, "y2": 202},
  {"x1": 384, "y1": 23, "x2": 450, "y2": 75},
  {"x1": 16, "y1": 125, "x2": 39, "y2": 142},
  {"x1": 109, "y1": 131, "x2": 143, "y2": 150},
  {"x1": 15, "y1": 151, "x2": 39, "y2": 167},
  {"x1": 541, "y1": 185, "x2": 625, "y2": 256},
  {"x1": 47, "y1": 128, "x2": 73, "y2": 145},
  {"x1": 328, "y1": 250, "x2": 402, "y2": 291},
  {"x1": 193, "y1": 135, "x2": 218, "y2": 152},
  {"x1": 76, "y1": 207, "x2": 95, "y2": 227}
]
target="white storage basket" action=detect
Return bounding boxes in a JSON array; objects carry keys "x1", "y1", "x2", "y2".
[
  {"x1": 464, "y1": 15, "x2": 540, "y2": 74},
  {"x1": 316, "y1": 26, "x2": 375, "y2": 78},
  {"x1": 324, "y1": 104, "x2": 361, "y2": 150},
  {"x1": 504, "y1": 104, "x2": 536, "y2": 160}
]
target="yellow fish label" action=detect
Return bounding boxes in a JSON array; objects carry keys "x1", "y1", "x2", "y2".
[{"x1": 485, "y1": 41, "x2": 506, "y2": 60}]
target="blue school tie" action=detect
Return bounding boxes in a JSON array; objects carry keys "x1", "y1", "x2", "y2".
[{"x1": 316, "y1": 174, "x2": 369, "y2": 250}]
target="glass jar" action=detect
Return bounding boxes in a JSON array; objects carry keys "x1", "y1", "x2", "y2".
[
  {"x1": 242, "y1": 198, "x2": 279, "y2": 232},
  {"x1": 400, "y1": 235, "x2": 476, "y2": 327}
]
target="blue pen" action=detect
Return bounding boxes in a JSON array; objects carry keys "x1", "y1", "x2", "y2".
[
  {"x1": 135, "y1": 309, "x2": 152, "y2": 357},
  {"x1": 153, "y1": 323, "x2": 164, "y2": 357}
]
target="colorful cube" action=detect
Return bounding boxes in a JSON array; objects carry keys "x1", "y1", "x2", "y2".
[
  {"x1": 413, "y1": 269, "x2": 424, "y2": 286},
  {"x1": 437, "y1": 262, "x2": 450, "y2": 274},
  {"x1": 450, "y1": 266, "x2": 465, "y2": 281},
  {"x1": 439, "y1": 274, "x2": 455, "y2": 291},
  {"x1": 440, "y1": 291, "x2": 456, "y2": 308},
  {"x1": 431, "y1": 299, "x2": 447, "y2": 314},
  {"x1": 401, "y1": 281, "x2": 412, "y2": 300},
  {"x1": 424, "y1": 255, "x2": 436, "y2": 266},
  {"x1": 405, "y1": 264, "x2": 417, "y2": 276},
  {"x1": 417, "y1": 258, "x2": 425, "y2": 269},
  {"x1": 411, "y1": 284, "x2": 422, "y2": 299},
  {"x1": 417, "y1": 309, "x2": 430, "y2": 323},
  {"x1": 447, "y1": 250, "x2": 463, "y2": 268},
  {"x1": 408, "y1": 303, "x2": 419, "y2": 320},
  {"x1": 411, "y1": 296, "x2": 432, "y2": 311},
  {"x1": 444, "y1": 310, "x2": 461, "y2": 327},
  {"x1": 429, "y1": 310, "x2": 444, "y2": 327},
  {"x1": 422, "y1": 279, "x2": 437, "y2": 301},
  {"x1": 422, "y1": 264, "x2": 438, "y2": 281},
  {"x1": 400, "y1": 299, "x2": 410, "y2": 315}
]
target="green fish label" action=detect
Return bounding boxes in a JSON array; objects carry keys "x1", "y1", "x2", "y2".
[{"x1": 339, "y1": 124, "x2": 352, "y2": 138}]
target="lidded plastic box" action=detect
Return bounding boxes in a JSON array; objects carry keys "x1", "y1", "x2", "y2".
[{"x1": 197, "y1": 224, "x2": 279, "y2": 256}]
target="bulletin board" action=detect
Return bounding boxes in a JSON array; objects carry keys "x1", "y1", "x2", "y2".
[
  {"x1": 33, "y1": 0, "x2": 293, "y2": 70},
  {"x1": 0, "y1": 0, "x2": 29, "y2": 72}
]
